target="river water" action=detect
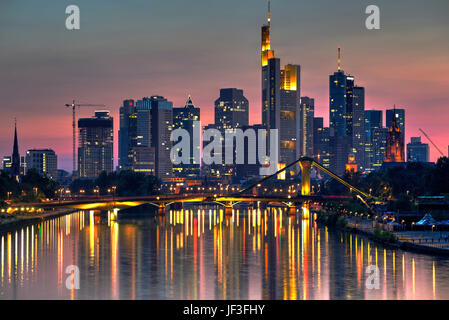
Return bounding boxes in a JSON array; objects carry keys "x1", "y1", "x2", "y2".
[{"x1": 0, "y1": 206, "x2": 449, "y2": 300}]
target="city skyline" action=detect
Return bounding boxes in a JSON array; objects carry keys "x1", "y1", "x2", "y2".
[{"x1": 1, "y1": 0, "x2": 448, "y2": 171}]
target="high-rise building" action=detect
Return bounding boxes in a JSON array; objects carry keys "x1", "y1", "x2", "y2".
[
  {"x1": 386, "y1": 108, "x2": 405, "y2": 147},
  {"x1": 329, "y1": 48, "x2": 359, "y2": 175},
  {"x1": 25, "y1": 149, "x2": 58, "y2": 179},
  {"x1": 384, "y1": 106, "x2": 405, "y2": 164},
  {"x1": 78, "y1": 111, "x2": 114, "y2": 179},
  {"x1": 352, "y1": 87, "x2": 365, "y2": 171},
  {"x1": 407, "y1": 137, "x2": 429, "y2": 163},
  {"x1": 261, "y1": 3, "x2": 301, "y2": 177},
  {"x1": 173, "y1": 95, "x2": 201, "y2": 178},
  {"x1": 279, "y1": 65, "x2": 301, "y2": 176},
  {"x1": 313, "y1": 117, "x2": 331, "y2": 169},
  {"x1": 300, "y1": 97, "x2": 314, "y2": 157},
  {"x1": 214, "y1": 89, "x2": 248, "y2": 131},
  {"x1": 364, "y1": 110, "x2": 383, "y2": 172},
  {"x1": 329, "y1": 48, "x2": 350, "y2": 139},
  {"x1": 118, "y1": 99, "x2": 138, "y2": 170},
  {"x1": 149, "y1": 96, "x2": 173, "y2": 179}
]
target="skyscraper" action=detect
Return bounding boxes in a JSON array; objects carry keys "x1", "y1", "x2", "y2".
[
  {"x1": 364, "y1": 110, "x2": 383, "y2": 172},
  {"x1": 118, "y1": 99, "x2": 138, "y2": 170},
  {"x1": 407, "y1": 137, "x2": 430, "y2": 163},
  {"x1": 78, "y1": 111, "x2": 114, "y2": 179},
  {"x1": 352, "y1": 86, "x2": 365, "y2": 171},
  {"x1": 214, "y1": 89, "x2": 248, "y2": 131},
  {"x1": 173, "y1": 95, "x2": 201, "y2": 178},
  {"x1": 300, "y1": 96, "x2": 314, "y2": 157},
  {"x1": 313, "y1": 117, "x2": 331, "y2": 169},
  {"x1": 280, "y1": 65, "x2": 301, "y2": 175},
  {"x1": 261, "y1": 2, "x2": 301, "y2": 177},
  {"x1": 25, "y1": 149, "x2": 58, "y2": 179},
  {"x1": 384, "y1": 106, "x2": 405, "y2": 164},
  {"x1": 329, "y1": 48, "x2": 354, "y2": 175},
  {"x1": 328, "y1": 48, "x2": 365, "y2": 175},
  {"x1": 149, "y1": 96, "x2": 173, "y2": 179}
]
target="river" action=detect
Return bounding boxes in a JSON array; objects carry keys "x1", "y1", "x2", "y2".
[{"x1": 1, "y1": 205, "x2": 449, "y2": 299}]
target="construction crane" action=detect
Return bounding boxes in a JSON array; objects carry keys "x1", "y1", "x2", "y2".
[
  {"x1": 65, "y1": 100, "x2": 106, "y2": 177},
  {"x1": 419, "y1": 128, "x2": 445, "y2": 157}
]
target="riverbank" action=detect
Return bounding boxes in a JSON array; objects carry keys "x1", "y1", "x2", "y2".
[
  {"x1": 342, "y1": 216, "x2": 449, "y2": 257},
  {"x1": 0, "y1": 208, "x2": 78, "y2": 233}
]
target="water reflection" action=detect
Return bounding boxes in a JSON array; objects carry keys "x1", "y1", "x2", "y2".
[{"x1": 0, "y1": 206, "x2": 448, "y2": 299}]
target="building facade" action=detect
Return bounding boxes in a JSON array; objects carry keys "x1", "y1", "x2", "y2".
[
  {"x1": 118, "y1": 99, "x2": 138, "y2": 170},
  {"x1": 78, "y1": 111, "x2": 114, "y2": 179},
  {"x1": 407, "y1": 137, "x2": 429, "y2": 163},
  {"x1": 173, "y1": 95, "x2": 201, "y2": 178},
  {"x1": 25, "y1": 149, "x2": 58, "y2": 179}
]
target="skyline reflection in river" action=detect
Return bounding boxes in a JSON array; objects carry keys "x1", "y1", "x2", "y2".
[{"x1": 0, "y1": 206, "x2": 449, "y2": 299}]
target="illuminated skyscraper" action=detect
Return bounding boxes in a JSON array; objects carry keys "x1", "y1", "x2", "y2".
[
  {"x1": 352, "y1": 86, "x2": 365, "y2": 171},
  {"x1": 78, "y1": 111, "x2": 114, "y2": 178},
  {"x1": 299, "y1": 96, "x2": 314, "y2": 157},
  {"x1": 173, "y1": 95, "x2": 201, "y2": 178},
  {"x1": 329, "y1": 48, "x2": 364, "y2": 175},
  {"x1": 364, "y1": 110, "x2": 383, "y2": 172},
  {"x1": 280, "y1": 65, "x2": 301, "y2": 175},
  {"x1": 261, "y1": 2, "x2": 301, "y2": 177}
]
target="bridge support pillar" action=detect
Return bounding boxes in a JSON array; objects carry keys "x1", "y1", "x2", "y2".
[
  {"x1": 224, "y1": 202, "x2": 233, "y2": 216},
  {"x1": 299, "y1": 159, "x2": 312, "y2": 196},
  {"x1": 158, "y1": 203, "x2": 166, "y2": 215}
]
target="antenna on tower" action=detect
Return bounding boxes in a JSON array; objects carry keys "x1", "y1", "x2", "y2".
[
  {"x1": 268, "y1": 0, "x2": 271, "y2": 25},
  {"x1": 338, "y1": 47, "x2": 341, "y2": 71}
]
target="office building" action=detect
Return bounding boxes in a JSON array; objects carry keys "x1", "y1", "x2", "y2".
[
  {"x1": 407, "y1": 137, "x2": 430, "y2": 163},
  {"x1": 300, "y1": 97, "x2": 314, "y2": 157},
  {"x1": 214, "y1": 89, "x2": 248, "y2": 131},
  {"x1": 364, "y1": 110, "x2": 383, "y2": 172},
  {"x1": 118, "y1": 99, "x2": 138, "y2": 170},
  {"x1": 25, "y1": 149, "x2": 58, "y2": 179},
  {"x1": 78, "y1": 111, "x2": 114, "y2": 179},
  {"x1": 149, "y1": 96, "x2": 173, "y2": 179},
  {"x1": 173, "y1": 95, "x2": 201, "y2": 178}
]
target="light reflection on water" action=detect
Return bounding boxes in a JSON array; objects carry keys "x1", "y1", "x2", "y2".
[{"x1": 0, "y1": 206, "x2": 449, "y2": 300}]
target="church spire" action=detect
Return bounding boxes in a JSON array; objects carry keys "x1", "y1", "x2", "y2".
[{"x1": 11, "y1": 118, "x2": 20, "y2": 176}]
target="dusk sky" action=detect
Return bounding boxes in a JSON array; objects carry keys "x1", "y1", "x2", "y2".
[{"x1": 1, "y1": 0, "x2": 448, "y2": 171}]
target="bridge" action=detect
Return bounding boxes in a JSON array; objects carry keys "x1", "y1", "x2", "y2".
[{"x1": 10, "y1": 157, "x2": 376, "y2": 215}]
